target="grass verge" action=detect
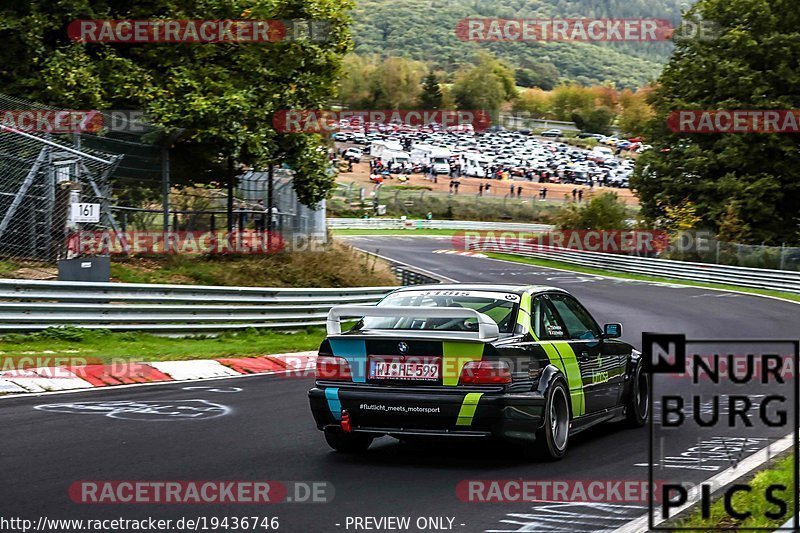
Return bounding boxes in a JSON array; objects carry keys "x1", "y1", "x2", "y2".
[
  {"x1": 675, "y1": 453, "x2": 795, "y2": 531},
  {"x1": 109, "y1": 241, "x2": 397, "y2": 287},
  {"x1": 0, "y1": 326, "x2": 326, "y2": 364},
  {"x1": 485, "y1": 252, "x2": 800, "y2": 303}
]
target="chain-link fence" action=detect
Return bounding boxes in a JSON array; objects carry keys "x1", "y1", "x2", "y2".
[
  {"x1": 0, "y1": 95, "x2": 123, "y2": 262},
  {"x1": 239, "y1": 170, "x2": 326, "y2": 243},
  {"x1": 664, "y1": 239, "x2": 800, "y2": 271},
  {"x1": 0, "y1": 93, "x2": 327, "y2": 264},
  {"x1": 108, "y1": 169, "x2": 328, "y2": 254}
]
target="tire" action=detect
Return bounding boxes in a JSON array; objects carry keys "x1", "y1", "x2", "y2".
[
  {"x1": 533, "y1": 380, "x2": 571, "y2": 460},
  {"x1": 625, "y1": 360, "x2": 649, "y2": 428},
  {"x1": 324, "y1": 428, "x2": 373, "y2": 453}
]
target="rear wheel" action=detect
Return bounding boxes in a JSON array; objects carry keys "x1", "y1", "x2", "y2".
[
  {"x1": 625, "y1": 360, "x2": 649, "y2": 427},
  {"x1": 533, "y1": 380, "x2": 570, "y2": 460},
  {"x1": 324, "y1": 428, "x2": 374, "y2": 453}
]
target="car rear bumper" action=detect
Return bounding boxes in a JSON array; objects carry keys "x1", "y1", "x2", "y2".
[{"x1": 308, "y1": 385, "x2": 546, "y2": 443}]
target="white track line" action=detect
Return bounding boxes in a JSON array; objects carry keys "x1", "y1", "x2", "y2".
[{"x1": 613, "y1": 433, "x2": 796, "y2": 532}]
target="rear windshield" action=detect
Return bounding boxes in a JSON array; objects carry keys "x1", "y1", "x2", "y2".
[{"x1": 359, "y1": 290, "x2": 520, "y2": 333}]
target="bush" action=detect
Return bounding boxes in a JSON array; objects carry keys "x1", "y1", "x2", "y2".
[{"x1": 554, "y1": 192, "x2": 630, "y2": 230}]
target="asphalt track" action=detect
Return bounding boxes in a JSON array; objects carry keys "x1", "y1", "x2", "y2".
[{"x1": 1, "y1": 236, "x2": 798, "y2": 533}]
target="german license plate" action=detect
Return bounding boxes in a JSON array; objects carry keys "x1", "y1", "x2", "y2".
[{"x1": 370, "y1": 360, "x2": 440, "y2": 381}]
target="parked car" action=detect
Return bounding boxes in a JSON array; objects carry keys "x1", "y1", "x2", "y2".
[
  {"x1": 343, "y1": 148, "x2": 362, "y2": 163},
  {"x1": 540, "y1": 129, "x2": 563, "y2": 138}
]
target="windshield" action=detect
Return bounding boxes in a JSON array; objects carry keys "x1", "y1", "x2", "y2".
[{"x1": 359, "y1": 290, "x2": 520, "y2": 333}]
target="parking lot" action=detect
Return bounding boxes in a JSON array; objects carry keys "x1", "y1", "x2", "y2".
[{"x1": 333, "y1": 124, "x2": 640, "y2": 191}]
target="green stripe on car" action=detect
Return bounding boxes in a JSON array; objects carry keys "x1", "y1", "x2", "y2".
[
  {"x1": 547, "y1": 341, "x2": 585, "y2": 417},
  {"x1": 456, "y1": 392, "x2": 484, "y2": 426},
  {"x1": 441, "y1": 341, "x2": 484, "y2": 386}
]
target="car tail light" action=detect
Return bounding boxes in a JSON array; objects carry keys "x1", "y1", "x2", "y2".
[
  {"x1": 315, "y1": 356, "x2": 352, "y2": 381},
  {"x1": 459, "y1": 361, "x2": 512, "y2": 385}
]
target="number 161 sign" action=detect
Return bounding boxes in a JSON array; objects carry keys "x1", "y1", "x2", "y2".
[{"x1": 70, "y1": 203, "x2": 100, "y2": 223}]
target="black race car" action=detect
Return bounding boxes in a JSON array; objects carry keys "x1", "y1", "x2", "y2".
[{"x1": 308, "y1": 284, "x2": 648, "y2": 459}]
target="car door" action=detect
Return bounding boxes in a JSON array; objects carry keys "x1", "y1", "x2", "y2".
[
  {"x1": 531, "y1": 295, "x2": 587, "y2": 418},
  {"x1": 542, "y1": 293, "x2": 623, "y2": 413}
]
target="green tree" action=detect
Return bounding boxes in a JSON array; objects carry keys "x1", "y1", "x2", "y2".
[
  {"x1": 451, "y1": 52, "x2": 516, "y2": 113},
  {"x1": 0, "y1": 0, "x2": 353, "y2": 207},
  {"x1": 554, "y1": 192, "x2": 630, "y2": 230},
  {"x1": 369, "y1": 57, "x2": 425, "y2": 109},
  {"x1": 571, "y1": 106, "x2": 615, "y2": 135},
  {"x1": 618, "y1": 87, "x2": 654, "y2": 137},
  {"x1": 338, "y1": 55, "x2": 424, "y2": 109},
  {"x1": 512, "y1": 88, "x2": 552, "y2": 117},
  {"x1": 419, "y1": 72, "x2": 443, "y2": 109},
  {"x1": 632, "y1": 0, "x2": 800, "y2": 244},
  {"x1": 339, "y1": 54, "x2": 379, "y2": 109},
  {"x1": 514, "y1": 63, "x2": 559, "y2": 90}
]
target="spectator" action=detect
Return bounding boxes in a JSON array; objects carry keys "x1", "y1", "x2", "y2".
[
  {"x1": 541, "y1": 187, "x2": 548, "y2": 200},
  {"x1": 253, "y1": 199, "x2": 266, "y2": 233},
  {"x1": 453, "y1": 180, "x2": 460, "y2": 194},
  {"x1": 578, "y1": 189, "x2": 584, "y2": 202},
  {"x1": 426, "y1": 211, "x2": 433, "y2": 221},
  {"x1": 485, "y1": 183, "x2": 491, "y2": 194},
  {"x1": 517, "y1": 185, "x2": 523, "y2": 198},
  {"x1": 478, "y1": 183, "x2": 484, "y2": 196},
  {"x1": 510, "y1": 183, "x2": 515, "y2": 196},
  {"x1": 572, "y1": 188, "x2": 577, "y2": 202}
]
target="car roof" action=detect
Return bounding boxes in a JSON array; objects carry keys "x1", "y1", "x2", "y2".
[{"x1": 389, "y1": 283, "x2": 568, "y2": 296}]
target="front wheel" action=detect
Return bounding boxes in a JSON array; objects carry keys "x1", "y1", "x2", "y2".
[
  {"x1": 533, "y1": 380, "x2": 571, "y2": 460},
  {"x1": 324, "y1": 428, "x2": 374, "y2": 453},
  {"x1": 625, "y1": 360, "x2": 649, "y2": 427}
]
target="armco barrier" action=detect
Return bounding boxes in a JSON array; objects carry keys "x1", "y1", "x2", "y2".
[
  {"x1": 328, "y1": 218, "x2": 553, "y2": 232},
  {"x1": 470, "y1": 243, "x2": 800, "y2": 294},
  {"x1": 0, "y1": 279, "x2": 397, "y2": 333}
]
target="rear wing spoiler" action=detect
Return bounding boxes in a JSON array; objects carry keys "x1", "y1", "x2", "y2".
[{"x1": 326, "y1": 305, "x2": 500, "y2": 340}]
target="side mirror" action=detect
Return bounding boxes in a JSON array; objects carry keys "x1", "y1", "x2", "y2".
[{"x1": 602, "y1": 323, "x2": 622, "y2": 339}]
